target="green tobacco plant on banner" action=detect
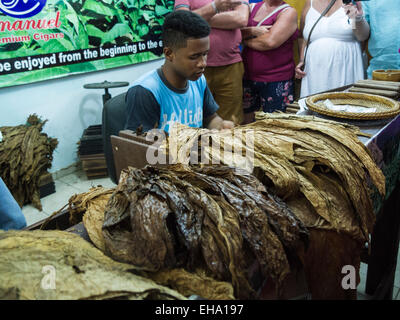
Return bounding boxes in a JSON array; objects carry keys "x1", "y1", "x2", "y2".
[{"x1": 0, "y1": 0, "x2": 173, "y2": 88}]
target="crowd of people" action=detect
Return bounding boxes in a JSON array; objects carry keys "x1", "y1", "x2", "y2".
[{"x1": 126, "y1": 0, "x2": 400, "y2": 133}]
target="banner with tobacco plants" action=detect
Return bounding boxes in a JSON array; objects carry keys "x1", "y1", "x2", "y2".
[{"x1": 0, "y1": 0, "x2": 173, "y2": 88}]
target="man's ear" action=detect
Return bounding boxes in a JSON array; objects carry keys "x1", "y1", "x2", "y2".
[{"x1": 163, "y1": 47, "x2": 174, "y2": 62}]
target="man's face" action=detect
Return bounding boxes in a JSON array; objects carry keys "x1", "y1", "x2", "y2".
[{"x1": 166, "y1": 37, "x2": 210, "y2": 81}]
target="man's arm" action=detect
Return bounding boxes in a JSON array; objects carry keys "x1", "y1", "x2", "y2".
[
  {"x1": 174, "y1": 0, "x2": 243, "y2": 21},
  {"x1": 125, "y1": 85, "x2": 161, "y2": 133},
  {"x1": 241, "y1": 25, "x2": 271, "y2": 41},
  {"x1": 208, "y1": 2, "x2": 249, "y2": 30}
]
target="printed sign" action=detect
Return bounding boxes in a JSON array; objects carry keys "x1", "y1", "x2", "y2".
[{"x1": 0, "y1": 0, "x2": 173, "y2": 88}]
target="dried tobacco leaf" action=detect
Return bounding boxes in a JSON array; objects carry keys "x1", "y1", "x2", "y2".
[
  {"x1": 0, "y1": 115, "x2": 58, "y2": 210},
  {"x1": 0, "y1": 230, "x2": 186, "y2": 300},
  {"x1": 254, "y1": 113, "x2": 385, "y2": 196},
  {"x1": 68, "y1": 186, "x2": 114, "y2": 225},
  {"x1": 169, "y1": 165, "x2": 300, "y2": 287},
  {"x1": 77, "y1": 188, "x2": 115, "y2": 252},
  {"x1": 254, "y1": 121, "x2": 377, "y2": 240},
  {"x1": 148, "y1": 268, "x2": 235, "y2": 300},
  {"x1": 192, "y1": 166, "x2": 309, "y2": 253}
]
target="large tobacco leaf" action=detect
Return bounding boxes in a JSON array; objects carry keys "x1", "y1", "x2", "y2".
[
  {"x1": 0, "y1": 230, "x2": 185, "y2": 300},
  {"x1": 148, "y1": 268, "x2": 235, "y2": 300}
]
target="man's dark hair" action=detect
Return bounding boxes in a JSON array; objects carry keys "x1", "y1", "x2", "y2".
[{"x1": 162, "y1": 10, "x2": 210, "y2": 49}]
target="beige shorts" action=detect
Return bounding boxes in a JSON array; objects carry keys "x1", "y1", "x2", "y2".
[{"x1": 204, "y1": 61, "x2": 244, "y2": 124}]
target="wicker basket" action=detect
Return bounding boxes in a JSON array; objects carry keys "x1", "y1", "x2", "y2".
[
  {"x1": 372, "y1": 69, "x2": 400, "y2": 82},
  {"x1": 305, "y1": 92, "x2": 400, "y2": 120}
]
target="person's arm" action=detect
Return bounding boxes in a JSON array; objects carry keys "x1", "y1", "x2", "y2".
[
  {"x1": 294, "y1": 37, "x2": 307, "y2": 78},
  {"x1": 125, "y1": 85, "x2": 161, "y2": 133},
  {"x1": 343, "y1": 2, "x2": 370, "y2": 42},
  {"x1": 295, "y1": 0, "x2": 311, "y2": 79},
  {"x1": 243, "y1": 7, "x2": 298, "y2": 50},
  {"x1": 361, "y1": 1, "x2": 370, "y2": 25},
  {"x1": 208, "y1": 1, "x2": 249, "y2": 29},
  {"x1": 0, "y1": 178, "x2": 26, "y2": 230},
  {"x1": 202, "y1": 86, "x2": 234, "y2": 129},
  {"x1": 174, "y1": 0, "x2": 243, "y2": 21},
  {"x1": 241, "y1": 25, "x2": 271, "y2": 41}
]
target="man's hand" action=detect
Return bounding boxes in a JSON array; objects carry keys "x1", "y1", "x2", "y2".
[
  {"x1": 221, "y1": 120, "x2": 235, "y2": 129},
  {"x1": 206, "y1": 114, "x2": 235, "y2": 130},
  {"x1": 253, "y1": 25, "x2": 272, "y2": 37},
  {"x1": 214, "y1": 0, "x2": 243, "y2": 13},
  {"x1": 241, "y1": 26, "x2": 271, "y2": 41}
]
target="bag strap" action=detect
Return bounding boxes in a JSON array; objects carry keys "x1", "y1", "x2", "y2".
[
  {"x1": 256, "y1": 3, "x2": 290, "y2": 26},
  {"x1": 301, "y1": 0, "x2": 336, "y2": 70},
  {"x1": 250, "y1": 2, "x2": 256, "y2": 12}
]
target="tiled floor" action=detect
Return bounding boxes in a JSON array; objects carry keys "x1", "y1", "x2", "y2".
[
  {"x1": 21, "y1": 168, "x2": 400, "y2": 300},
  {"x1": 22, "y1": 169, "x2": 116, "y2": 226}
]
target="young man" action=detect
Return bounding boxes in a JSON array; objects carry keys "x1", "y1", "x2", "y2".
[
  {"x1": 125, "y1": 10, "x2": 234, "y2": 134},
  {"x1": 175, "y1": 0, "x2": 249, "y2": 125}
]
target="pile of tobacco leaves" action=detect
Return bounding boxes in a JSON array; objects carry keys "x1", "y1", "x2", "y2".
[
  {"x1": 163, "y1": 113, "x2": 385, "y2": 244},
  {"x1": 7, "y1": 113, "x2": 384, "y2": 300},
  {"x1": 101, "y1": 164, "x2": 309, "y2": 299},
  {"x1": 0, "y1": 114, "x2": 58, "y2": 210},
  {"x1": 66, "y1": 186, "x2": 236, "y2": 300},
  {"x1": 156, "y1": 113, "x2": 385, "y2": 299},
  {"x1": 74, "y1": 113, "x2": 385, "y2": 299}
]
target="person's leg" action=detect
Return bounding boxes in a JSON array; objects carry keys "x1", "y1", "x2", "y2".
[
  {"x1": 242, "y1": 79, "x2": 261, "y2": 124},
  {"x1": 0, "y1": 178, "x2": 27, "y2": 230},
  {"x1": 261, "y1": 80, "x2": 294, "y2": 113},
  {"x1": 204, "y1": 62, "x2": 245, "y2": 124}
]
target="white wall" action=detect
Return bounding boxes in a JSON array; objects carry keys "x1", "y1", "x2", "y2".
[{"x1": 0, "y1": 58, "x2": 164, "y2": 173}]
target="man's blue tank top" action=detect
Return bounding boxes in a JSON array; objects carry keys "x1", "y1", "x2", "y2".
[{"x1": 132, "y1": 69, "x2": 207, "y2": 133}]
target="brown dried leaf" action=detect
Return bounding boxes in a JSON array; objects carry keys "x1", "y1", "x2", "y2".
[
  {"x1": 148, "y1": 268, "x2": 235, "y2": 299},
  {"x1": 0, "y1": 230, "x2": 186, "y2": 300}
]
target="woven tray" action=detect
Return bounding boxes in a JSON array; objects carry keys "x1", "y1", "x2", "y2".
[
  {"x1": 305, "y1": 92, "x2": 400, "y2": 120},
  {"x1": 372, "y1": 69, "x2": 400, "y2": 82}
]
